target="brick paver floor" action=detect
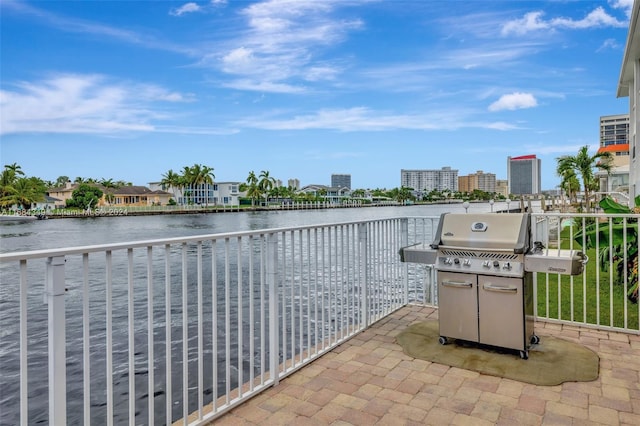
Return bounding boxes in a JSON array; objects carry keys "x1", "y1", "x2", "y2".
[{"x1": 214, "y1": 305, "x2": 640, "y2": 425}]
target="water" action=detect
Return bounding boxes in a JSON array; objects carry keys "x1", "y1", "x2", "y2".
[
  {"x1": 0, "y1": 202, "x2": 506, "y2": 424},
  {"x1": 0, "y1": 203, "x2": 503, "y2": 253}
]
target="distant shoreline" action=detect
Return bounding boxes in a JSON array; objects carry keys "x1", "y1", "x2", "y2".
[{"x1": 5, "y1": 199, "x2": 491, "y2": 220}]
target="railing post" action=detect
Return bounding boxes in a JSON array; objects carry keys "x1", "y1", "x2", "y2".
[
  {"x1": 400, "y1": 218, "x2": 409, "y2": 305},
  {"x1": 45, "y1": 255, "x2": 66, "y2": 425},
  {"x1": 266, "y1": 233, "x2": 280, "y2": 386},
  {"x1": 358, "y1": 223, "x2": 369, "y2": 328}
]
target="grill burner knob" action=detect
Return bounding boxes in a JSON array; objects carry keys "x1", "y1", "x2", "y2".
[
  {"x1": 503, "y1": 262, "x2": 512, "y2": 271},
  {"x1": 482, "y1": 260, "x2": 491, "y2": 268},
  {"x1": 463, "y1": 259, "x2": 472, "y2": 266},
  {"x1": 454, "y1": 258, "x2": 460, "y2": 265},
  {"x1": 493, "y1": 260, "x2": 500, "y2": 268},
  {"x1": 444, "y1": 258, "x2": 453, "y2": 265}
]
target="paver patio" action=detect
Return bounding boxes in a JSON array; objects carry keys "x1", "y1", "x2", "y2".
[{"x1": 213, "y1": 305, "x2": 640, "y2": 425}]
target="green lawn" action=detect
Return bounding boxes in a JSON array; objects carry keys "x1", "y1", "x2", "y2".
[{"x1": 535, "y1": 224, "x2": 639, "y2": 331}]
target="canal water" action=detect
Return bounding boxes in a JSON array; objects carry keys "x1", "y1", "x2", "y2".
[
  {"x1": 0, "y1": 202, "x2": 507, "y2": 425},
  {"x1": 0, "y1": 202, "x2": 509, "y2": 253}
]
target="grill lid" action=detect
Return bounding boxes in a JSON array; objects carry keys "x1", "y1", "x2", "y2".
[{"x1": 430, "y1": 212, "x2": 530, "y2": 253}]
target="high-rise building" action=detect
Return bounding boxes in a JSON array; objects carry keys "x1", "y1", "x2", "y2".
[
  {"x1": 287, "y1": 178, "x2": 300, "y2": 190},
  {"x1": 331, "y1": 174, "x2": 351, "y2": 189},
  {"x1": 401, "y1": 167, "x2": 458, "y2": 192},
  {"x1": 458, "y1": 170, "x2": 496, "y2": 193},
  {"x1": 496, "y1": 180, "x2": 509, "y2": 198},
  {"x1": 599, "y1": 114, "x2": 630, "y2": 167},
  {"x1": 507, "y1": 155, "x2": 541, "y2": 195}
]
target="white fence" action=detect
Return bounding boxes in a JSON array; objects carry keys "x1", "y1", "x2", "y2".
[
  {"x1": 0, "y1": 217, "x2": 438, "y2": 425},
  {"x1": 0, "y1": 213, "x2": 637, "y2": 425},
  {"x1": 530, "y1": 212, "x2": 639, "y2": 331}
]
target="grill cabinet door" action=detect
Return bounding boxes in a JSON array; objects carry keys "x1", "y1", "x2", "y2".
[
  {"x1": 477, "y1": 275, "x2": 525, "y2": 351},
  {"x1": 438, "y1": 271, "x2": 478, "y2": 343}
]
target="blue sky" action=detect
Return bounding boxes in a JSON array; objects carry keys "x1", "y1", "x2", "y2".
[{"x1": 0, "y1": 0, "x2": 634, "y2": 190}]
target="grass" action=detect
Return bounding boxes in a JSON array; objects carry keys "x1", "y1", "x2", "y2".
[{"x1": 535, "y1": 224, "x2": 640, "y2": 331}]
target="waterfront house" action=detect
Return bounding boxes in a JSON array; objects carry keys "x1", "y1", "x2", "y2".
[
  {"x1": 109, "y1": 185, "x2": 172, "y2": 207},
  {"x1": 148, "y1": 181, "x2": 244, "y2": 207},
  {"x1": 46, "y1": 182, "x2": 83, "y2": 208},
  {"x1": 47, "y1": 182, "x2": 172, "y2": 208},
  {"x1": 297, "y1": 184, "x2": 350, "y2": 204},
  {"x1": 33, "y1": 195, "x2": 61, "y2": 211}
]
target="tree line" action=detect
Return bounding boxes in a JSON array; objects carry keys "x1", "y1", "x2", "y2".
[{"x1": 0, "y1": 146, "x2": 617, "y2": 211}]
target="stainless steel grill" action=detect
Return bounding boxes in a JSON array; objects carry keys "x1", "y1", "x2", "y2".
[{"x1": 400, "y1": 212, "x2": 586, "y2": 359}]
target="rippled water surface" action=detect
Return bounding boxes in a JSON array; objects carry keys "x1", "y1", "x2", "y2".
[{"x1": 1, "y1": 202, "x2": 508, "y2": 424}]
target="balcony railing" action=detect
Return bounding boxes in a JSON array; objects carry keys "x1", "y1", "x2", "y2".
[{"x1": 0, "y1": 213, "x2": 637, "y2": 425}]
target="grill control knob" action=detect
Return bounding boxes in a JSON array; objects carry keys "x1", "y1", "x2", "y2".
[
  {"x1": 482, "y1": 260, "x2": 491, "y2": 268},
  {"x1": 463, "y1": 259, "x2": 472, "y2": 266},
  {"x1": 493, "y1": 260, "x2": 500, "y2": 268},
  {"x1": 443, "y1": 258, "x2": 453, "y2": 265},
  {"x1": 453, "y1": 258, "x2": 460, "y2": 265},
  {"x1": 503, "y1": 262, "x2": 512, "y2": 271}
]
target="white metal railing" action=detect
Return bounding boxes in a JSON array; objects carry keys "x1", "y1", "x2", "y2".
[
  {"x1": 0, "y1": 217, "x2": 437, "y2": 426},
  {"x1": 530, "y1": 212, "x2": 639, "y2": 332},
  {"x1": 1, "y1": 212, "x2": 637, "y2": 425}
]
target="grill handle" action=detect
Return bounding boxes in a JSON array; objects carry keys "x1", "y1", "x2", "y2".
[
  {"x1": 441, "y1": 280, "x2": 473, "y2": 288},
  {"x1": 482, "y1": 283, "x2": 518, "y2": 293}
]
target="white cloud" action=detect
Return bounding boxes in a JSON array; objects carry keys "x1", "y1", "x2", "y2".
[
  {"x1": 610, "y1": 0, "x2": 634, "y2": 18},
  {"x1": 550, "y1": 7, "x2": 626, "y2": 29},
  {"x1": 222, "y1": 79, "x2": 306, "y2": 94},
  {"x1": 502, "y1": 11, "x2": 549, "y2": 35},
  {"x1": 597, "y1": 38, "x2": 620, "y2": 52},
  {"x1": 211, "y1": 0, "x2": 364, "y2": 91},
  {"x1": 502, "y1": 6, "x2": 627, "y2": 36},
  {"x1": 222, "y1": 47, "x2": 256, "y2": 74},
  {"x1": 237, "y1": 107, "x2": 520, "y2": 132},
  {"x1": 488, "y1": 92, "x2": 538, "y2": 112},
  {"x1": 170, "y1": 2, "x2": 201, "y2": 17},
  {"x1": 0, "y1": 74, "x2": 192, "y2": 135}
]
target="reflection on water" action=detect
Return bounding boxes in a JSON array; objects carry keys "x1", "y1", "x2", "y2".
[
  {"x1": 1, "y1": 203, "x2": 506, "y2": 424},
  {"x1": 0, "y1": 202, "x2": 511, "y2": 253}
]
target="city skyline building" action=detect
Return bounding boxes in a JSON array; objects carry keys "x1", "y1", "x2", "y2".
[
  {"x1": 400, "y1": 167, "x2": 458, "y2": 192},
  {"x1": 496, "y1": 180, "x2": 508, "y2": 198},
  {"x1": 507, "y1": 155, "x2": 541, "y2": 195},
  {"x1": 597, "y1": 114, "x2": 630, "y2": 196},
  {"x1": 331, "y1": 174, "x2": 351, "y2": 189},
  {"x1": 458, "y1": 170, "x2": 496, "y2": 194},
  {"x1": 288, "y1": 178, "x2": 300, "y2": 190},
  {"x1": 599, "y1": 114, "x2": 630, "y2": 167}
]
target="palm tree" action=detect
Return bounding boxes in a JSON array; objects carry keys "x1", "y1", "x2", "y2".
[
  {"x1": 161, "y1": 169, "x2": 182, "y2": 204},
  {"x1": 556, "y1": 145, "x2": 613, "y2": 212},
  {"x1": 100, "y1": 178, "x2": 117, "y2": 189},
  {"x1": 182, "y1": 164, "x2": 215, "y2": 207},
  {"x1": 1, "y1": 164, "x2": 28, "y2": 208},
  {"x1": 180, "y1": 165, "x2": 197, "y2": 204},
  {"x1": 392, "y1": 186, "x2": 413, "y2": 204},
  {"x1": 258, "y1": 170, "x2": 276, "y2": 206},
  {"x1": 0, "y1": 176, "x2": 46, "y2": 210},
  {"x1": 557, "y1": 168, "x2": 580, "y2": 210},
  {"x1": 245, "y1": 171, "x2": 261, "y2": 207},
  {"x1": 193, "y1": 164, "x2": 215, "y2": 207},
  {"x1": 4, "y1": 163, "x2": 24, "y2": 179},
  {"x1": 54, "y1": 176, "x2": 70, "y2": 187},
  {"x1": 104, "y1": 192, "x2": 115, "y2": 206}
]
